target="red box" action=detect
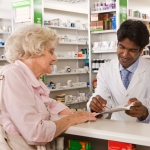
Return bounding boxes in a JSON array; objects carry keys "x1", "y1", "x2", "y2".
[{"x1": 108, "y1": 141, "x2": 136, "y2": 150}]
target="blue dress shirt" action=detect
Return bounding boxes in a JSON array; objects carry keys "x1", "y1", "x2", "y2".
[{"x1": 119, "y1": 57, "x2": 150, "y2": 123}]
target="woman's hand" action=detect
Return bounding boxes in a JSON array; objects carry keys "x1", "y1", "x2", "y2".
[
  {"x1": 71, "y1": 110, "x2": 96, "y2": 125},
  {"x1": 58, "y1": 108, "x2": 73, "y2": 115}
]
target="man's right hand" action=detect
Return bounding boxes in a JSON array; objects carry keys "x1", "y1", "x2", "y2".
[{"x1": 89, "y1": 95, "x2": 107, "y2": 112}]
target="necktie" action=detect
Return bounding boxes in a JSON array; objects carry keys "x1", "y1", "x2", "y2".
[{"x1": 120, "y1": 69, "x2": 130, "y2": 89}]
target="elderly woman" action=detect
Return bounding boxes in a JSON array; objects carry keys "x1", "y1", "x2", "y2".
[{"x1": 0, "y1": 24, "x2": 96, "y2": 150}]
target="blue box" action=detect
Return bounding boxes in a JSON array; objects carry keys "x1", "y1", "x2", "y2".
[{"x1": 112, "y1": 16, "x2": 116, "y2": 30}]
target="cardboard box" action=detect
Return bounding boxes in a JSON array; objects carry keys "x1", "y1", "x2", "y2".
[
  {"x1": 108, "y1": 141, "x2": 136, "y2": 150},
  {"x1": 112, "y1": 16, "x2": 116, "y2": 30},
  {"x1": 103, "y1": 13, "x2": 113, "y2": 20},
  {"x1": 108, "y1": 21, "x2": 112, "y2": 30},
  {"x1": 91, "y1": 13, "x2": 103, "y2": 21},
  {"x1": 68, "y1": 140, "x2": 91, "y2": 150},
  {"x1": 103, "y1": 21, "x2": 108, "y2": 30},
  {"x1": 90, "y1": 21, "x2": 103, "y2": 31},
  {"x1": 90, "y1": 22, "x2": 97, "y2": 30},
  {"x1": 96, "y1": 21, "x2": 103, "y2": 30},
  {"x1": 133, "y1": 11, "x2": 139, "y2": 17}
]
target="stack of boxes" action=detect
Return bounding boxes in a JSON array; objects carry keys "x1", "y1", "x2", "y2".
[{"x1": 90, "y1": 13, "x2": 116, "y2": 31}]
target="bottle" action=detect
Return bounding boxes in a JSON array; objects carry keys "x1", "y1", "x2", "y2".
[
  {"x1": 53, "y1": 65, "x2": 57, "y2": 73},
  {"x1": 50, "y1": 80, "x2": 54, "y2": 85},
  {"x1": 92, "y1": 59, "x2": 96, "y2": 71}
]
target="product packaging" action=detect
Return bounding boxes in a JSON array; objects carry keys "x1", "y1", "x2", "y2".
[
  {"x1": 112, "y1": 16, "x2": 116, "y2": 29},
  {"x1": 91, "y1": 13, "x2": 103, "y2": 22},
  {"x1": 68, "y1": 140, "x2": 91, "y2": 150},
  {"x1": 103, "y1": 13, "x2": 113, "y2": 20},
  {"x1": 108, "y1": 141, "x2": 136, "y2": 150},
  {"x1": 133, "y1": 11, "x2": 139, "y2": 17},
  {"x1": 90, "y1": 22, "x2": 97, "y2": 31}
]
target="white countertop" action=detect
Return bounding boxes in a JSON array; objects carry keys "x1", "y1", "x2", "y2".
[{"x1": 51, "y1": 115, "x2": 150, "y2": 147}]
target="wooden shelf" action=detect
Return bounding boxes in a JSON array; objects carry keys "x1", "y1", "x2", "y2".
[
  {"x1": 91, "y1": 9, "x2": 116, "y2": 14},
  {"x1": 91, "y1": 29, "x2": 117, "y2": 34},
  {"x1": 45, "y1": 25, "x2": 88, "y2": 31}
]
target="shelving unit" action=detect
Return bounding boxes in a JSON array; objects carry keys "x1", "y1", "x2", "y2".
[
  {"x1": 43, "y1": 0, "x2": 89, "y2": 110},
  {"x1": 0, "y1": 3, "x2": 11, "y2": 68}
]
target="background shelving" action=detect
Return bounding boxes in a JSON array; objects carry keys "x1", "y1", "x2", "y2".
[{"x1": 46, "y1": 72, "x2": 89, "y2": 76}]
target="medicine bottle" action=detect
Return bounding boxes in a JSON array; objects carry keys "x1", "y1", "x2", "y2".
[{"x1": 92, "y1": 59, "x2": 96, "y2": 71}]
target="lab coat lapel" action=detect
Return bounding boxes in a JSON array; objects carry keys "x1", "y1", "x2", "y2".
[
  {"x1": 126, "y1": 57, "x2": 147, "y2": 94},
  {"x1": 114, "y1": 59, "x2": 126, "y2": 94}
]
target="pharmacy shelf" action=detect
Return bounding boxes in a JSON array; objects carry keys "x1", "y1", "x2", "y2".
[
  {"x1": 45, "y1": 25, "x2": 88, "y2": 31},
  {"x1": 142, "y1": 56, "x2": 150, "y2": 58},
  {"x1": 92, "y1": 49, "x2": 117, "y2": 53},
  {"x1": 48, "y1": 86, "x2": 89, "y2": 92},
  {"x1": 0, "y1": 59, "x2": 7, "y2": 61},
  {"x1": 59, "y1": 42, "x2": 88, "y2": 45},
  {"x1": 0, "y1": 32, "x2": 11, "y2": 35},
  {"x1": 66, "y1": 101, "x2": 88, "y2": 105},
  {"x1": 44, "y1": 1, "x2": 88, "y2": 14},
  {"x1": 0, "y1": 46, "x2": 4, "y2": 47},
  {"x1": 91, "y1": 29, "x2": 117, "y2": 34},
  {"x1": 92, "y1": 70, "x2": 98, "y2": 73},
  {"x1": 14, "y1": 19, "x2": 32, "y2": 23},
  {"x1": 57, "y1": 57, "x2": 88, "y2": 60},
  {"x1": 128, "y1": 17, "x2": 150, "y2": 22},
  {"x1": 47, "y1": 72, "x2": 89, "y2": 76},
  {"x1": 91, "y1": 9, "x2": 116, "y2": 14}
]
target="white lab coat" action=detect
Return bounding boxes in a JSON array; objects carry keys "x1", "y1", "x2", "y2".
[{"x1": 87, "y1": 56, "x2": 150, "y2": 122}]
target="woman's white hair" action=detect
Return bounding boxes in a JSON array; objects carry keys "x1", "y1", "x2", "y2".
[{"x1": 5, "y1": 24, "x2": 59, "y2": 63}]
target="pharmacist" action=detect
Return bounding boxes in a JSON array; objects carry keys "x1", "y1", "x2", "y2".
[{"x1": 87, "y1": 20, "x2": 150, "y2": 123}]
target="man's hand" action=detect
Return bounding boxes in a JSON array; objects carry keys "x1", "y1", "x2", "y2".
[
  {"x1": 125, "y1": 98, "x2": 148, "y2": 120},
  {"x1": 89, "y1": 95, "x2": 107, "y2": 112}
]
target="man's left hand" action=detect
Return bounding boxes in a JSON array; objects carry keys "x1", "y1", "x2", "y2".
[{"x1": 125, "y1": 98, "x2": 148, "y2": 120}]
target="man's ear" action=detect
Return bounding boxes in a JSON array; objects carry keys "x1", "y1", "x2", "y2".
[{"x1": 139, "y1": 48, "x2": 144, "y2": 55}]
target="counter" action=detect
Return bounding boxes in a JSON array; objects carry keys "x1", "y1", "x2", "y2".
[{"x1": 51, "y1": 115, "x2": 150, "y2": 147}]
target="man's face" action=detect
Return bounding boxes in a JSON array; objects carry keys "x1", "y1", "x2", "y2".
[{"x1": 117, "y1": 38, "x2": 143, "y2": 68}]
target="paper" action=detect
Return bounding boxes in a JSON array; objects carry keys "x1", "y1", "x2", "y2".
[{"x1": 94, "y1": 102, "x2": 134, "y2": 116}]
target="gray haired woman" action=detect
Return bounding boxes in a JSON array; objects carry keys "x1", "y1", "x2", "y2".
[{"x1": 0, "y1": 24, "x2": 96, "y2": 150}]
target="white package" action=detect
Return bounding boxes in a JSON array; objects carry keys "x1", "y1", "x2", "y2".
[
  {"x1": 101, "y1": 41, "x2": 109, "y2": 50},
  {"x1": 94, "y1": 102, "x2": 134, "y2": 116}
]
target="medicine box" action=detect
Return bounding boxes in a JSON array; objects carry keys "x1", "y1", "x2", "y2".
[
  {"x1": 108, "y1": 141, "x2": 136, "y2": 150},
  {"x1": 112, "y1": 16, "x2": 116, "y2": 29},
  {"x1": 68, "y1": 140, "x2": 91, "y2": 150},
  {"x1": 103, "y1": 13, "x2": 113, "y2": 20},
  {"x1": 91, "y1": 13, "x2": 103, "y2": 22},
  {"x1": 133, "y1": 11, "x2": 139, "y2": 17},
  {"x1": 90, "y1": 21, "x2": 103, "y2": 31}
]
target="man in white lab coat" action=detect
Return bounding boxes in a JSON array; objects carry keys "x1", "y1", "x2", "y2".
[{"x1": 87, "y1": 20, "x2": 150, "y2": 123}]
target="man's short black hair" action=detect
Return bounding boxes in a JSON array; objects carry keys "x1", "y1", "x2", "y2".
[{"x1": 117, "y1": 20, "x2": 149, "y2": 50}]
